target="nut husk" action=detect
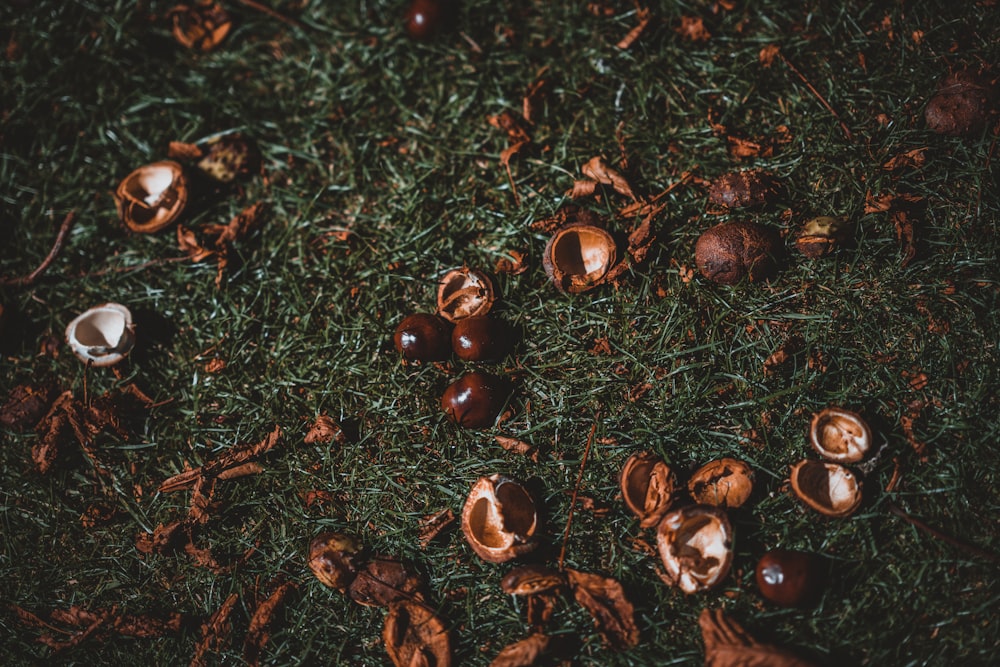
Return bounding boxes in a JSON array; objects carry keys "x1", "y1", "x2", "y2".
[
  {"x1": 789, "y1": 459, "x2": 862, "y2": 518},
  {"x1": 795, "y1": 216, "x2": 853, "y2": 259},
  {"x1": 619, "y1": 451, "x2": 676, "y2": 529},
  {"x1": 695, "y1": 220, "x2": 781, "y2": 285},
  {"x1": 707, "y1": 170, "x2": 783, "y2": 209},
  {"x1": 656, "y1": 504, "x2": 733, "y2": 594},
  {"x1": 308, "y1": 532, "x2": 363, "y2": 591},
  {"x1": 542, "y1": 222, "x2": 618, "y2": 293},
  {"x1": 687, "y1": 458, "x2": 754, "y2": 509},
  {"x1": 461, "y1": 474, "x2": 539, "y2": 563},
  {"x1": 437, "y1": 267, "x2": 496, "y2": 322},
  {"x1": 924, "y1": 67, "x2": 999, "y2": 137},
  {"x1": 383, "y1": 599, "x2": 452, "y2": 667},
  {"x1": 115, "y1": 161, "x2": 188, "y2": 233},
  {"x1": 809, "y1": 407, "x2": 872, "y2": 463}
]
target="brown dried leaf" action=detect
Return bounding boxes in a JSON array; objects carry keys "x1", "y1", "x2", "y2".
[
  {"x1": 495, "y1": 435, "x2": 538, "y2": 460},
  {"x1": 581, "y1": 156, "x2": 638, "y2": 201},
  {"x1": 700, "y1": 608, "x2": 817, "y2": 667},
  {"x1": 676, "y1": 15, "x2": 711, "y2": 42},
  {"x1": 501, "y1": 140, "x2": 531, "y2": 167},
  {"x1": 883, "y1": 147, "x2": 927, "y2": 171},
  {"x1": 565, "y1": 179, "x2": 600, "y2": 199},
  {"x1": 1, "y1": 382, "x2": 58, "y2": 431},
  {"x1": 490, "y1": 633, "x2": 550, "y2": 667},
  {"x1": 565, "y1": 569, "x2": 639, "y2": 650},
  {"x1": 348, "y1": 557, "x2": 424, "y2": 607},
  {"x1": 759, "y1": 44, "x2": 781, "y2": 67},
  {"x1": 627, "y1": 214, "x2": 655, "y2": 263},
  {"x1": 901, "y1": 400, "x2": 930, "y2": 462},
  {"x1": 762, "y1": 334, "x2": 804, "y2": 376},
  {"x1": 168, "y1": 141, "x2": 204, "y2": 161},
  {"x1": 495, "y1": 249, "x2": 528, "y2": 276},
  {"x1": 489, "y1": 110, "x2": 532, "y2": 143},
  {"x1": 190, "y1": 592, "x2": 239, "y2": 667},
  {"x1": 891, "y1": 208, "x2": 918, "y2": 267},
  {"x1": 304, "y1": 414, "x2": 345, "y2": 445},
  {"x1": 523, "y1": 78, "x2": 551, "y2": 124},
  {"x1": 616, "y1": 8, "x2": 651, "y2": 50},
  {"x1": 383, "y1": 600, "x2": 452, "y2": 667},
  {"x1": 525, "y1": 593, "x2": 558, "y2": 631},
  {"x1": 568, "y1": 492, "x2": 611, "y2": 517},
  {"x1": 135, "y1": 519, "x2": 190, "y2": 555},
  {"x1": 177, "y1": 225, "x2": 216, "y2": 262},
  {"x1": 419, "y1": 508, "x2": 456, "y2": 548},
  {"x1": 243, "y1": 582, "x2": 297, "y2": 667}
]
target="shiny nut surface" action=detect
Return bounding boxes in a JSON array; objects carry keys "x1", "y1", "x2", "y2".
[
  {"x1": 755, "y1": 549, "x2": 825, "y2": 608},
  {"x1": 451, "y1": 316, "x2": 512, "y2": 362},
  {"x1": 394, "y1": 313, "x2": 452, "y2": 361},
  {"x1": 441, "y1": 371, "x2": 508, "y2": 429}
]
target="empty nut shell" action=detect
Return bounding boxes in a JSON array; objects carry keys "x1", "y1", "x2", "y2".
[
  {"x1": 461, "y1": 474, "x2": 539, "y2": 563},
  {"x1": 708, "y1": 170, "x2": 783, "y2": 209},
  {"x1": 308, "y1": 532, "x2": 363, "y2": 591},
  {"x1": 687, "y1": 458, "x2": 754, "y2": 509},
  {"x1": 795, "y1": 216, "x2": 852, "y2": 259},
  {"x1": 656, "y1": 504, "x2": 733, "y2": 594},
  {"x1": 619, "y1": 451, "x2": 676, "y2": 529},
  {"x1": 810, "y1": 407, "x2": 872, "y2": 463},
  {"x1": 542, "y1": 223, "x2": 618, "y2": 293},
  {"x1": 437, "y1": 267, "x2": 496, "y2": 322},
  {"x1": 694, "y1": 220, "x2": 781, "y2": 285},
  {"x1": 789, "y1": 459, "x2": 862, "y2": 518},
  {"x1": 115, "y1": 161, "x2": 188, "y2": 233},
  {"x1": 441, "y1": 371, "x2": 509, "y2": 429},
  {"x1": 65, "y1": 303, "x2": 136, "y2": 367}
]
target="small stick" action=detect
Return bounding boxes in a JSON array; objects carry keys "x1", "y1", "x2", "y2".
[
  {"x1": 236, "y1": 0, "x2": 305, "y2": 30},
  {"x1": 887, "y1": 502, "x2": 1000, "y2": 564},
  {"x1": 558, "y1": 419, "x2": 598, "y2": 571},
  {"x1": 0, "y1": 210, "x2": 77, "y2": 287},
  {"x1": 779, "y1": 53, "x2": 854, "y2": 142}
]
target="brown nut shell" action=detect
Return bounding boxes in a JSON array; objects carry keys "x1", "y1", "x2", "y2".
[
  {"x1": 437, "y1": 267, "x2": 496, "y2": 322},
  {"x1": 619, "y1": 451, "x2": 676, "y2": 529},
  {"x1": 707, "y1": 170, "x2": 783, "y2": 209},
  {"x1": 694, "y1": 220, "x2": 781, "y2": 285},
  {"x1": 383, "y1": 599, "x2": 452, "y2": 667},
  {"x1": 115, "y1": 161, "x2": 188, "y2": 233},
  {"x1": 542, "y1": 222, "x2": 618, "y2": 293},
  {"x1": 810, "y1": 407, "x2": 872, "y2": 463},
  {"x1": 789, "y1": 459, "x2": 862, "y2": 517},
  {"x1": 461, "y1": 474, "x2": 539, "y2": 563},
  {"x1": 795, "y1": 216, "x2": 852, "y2": 259},
  {"x1": 687, "y1": 458, "x2": 754, "y2": 509},
  {"x1": 308, "y1": 532, "x2": 363, "y2": 591},
  {"x1": 500, "y1": 564, "x2": 567, "y2": 596},
  {"x1": 656, "y1": 504, "x2": 733, "y2": 594},
  {"x1": 924, "y1": 68, "x2": 999, "y2": 137}
]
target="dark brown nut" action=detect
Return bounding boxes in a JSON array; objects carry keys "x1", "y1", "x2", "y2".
[
  {"x1": 461, "y1": 474, "x2": 539, "y2": 563},
  {"x1": 168, "y1": 2, "x2": 231, "y2": 51},
  {"x1": 925, "y1": 67, "x2": 999, "y2": 137},
  {"x1": 308, "y1": 532, "x2": 363, "y2": 591},
  {"x1": 115, "y1": 161, "x2": 188, "y2": 233},
  {"x1": 196, "y1": 132, "x2": 260, "y2": 183},
  {"x1": 789, "y1": 459, "x2": 862, "y2": 518},
  {"x1": 394, "y1": 313, "x2": 452, "y2": 361},
  {"x1": 707, "y1": 170, "x2": 783, "y2": 209},
  {"x1": 500, "y1": 565, "x2": 567, "y2": 596},
  {"x1": 687, "y1": 458, "x2": 754, "y2": 509},
  {"x1": 795, "y1": 216, "x2": 853, "y2": 259},
  {"x1": 656, "y1": 504, "x2": 733, "y2": 593},
  {"x1": 437, "y1": 267, "x2": 496, "y2": 322},
  {"x1": 694, "y1": 220, "x2": 781, "y2": 285},
  {"x1": 542, "y1": 222, "x2": 618, "y2": 293},
  {"x1": 451, "y1": 316, "x2": 512, "y2": 362},
  {"x1": 404, "y1": 0, "x2": 454, "y2": 40},
  {"x1": 619, "y1": 451, "x2": 676, "y2": 529},
  {"x1": 810, "y1": 407, "x2": 872, "y2": 463},
  {"x1": 755, "y1": 549, "x2": 825, "y2": 608},
  {"x1": 441, "y1": 371, "x2": 509, "y2": 429}
]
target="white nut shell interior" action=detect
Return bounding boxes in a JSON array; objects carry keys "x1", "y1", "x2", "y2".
[
  {"x1": 65, "y1": 303, "x2": 135, "y2": 367},
  {"x1": 656, "y1": 505, "x2": 733, "y2": 594}
]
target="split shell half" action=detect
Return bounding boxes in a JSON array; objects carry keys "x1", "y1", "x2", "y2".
[
  {"x1": 810, "y1": 407, "x2": 872, "y2": 463},
  {"x1": 114, "y1": 161, "x2": 188, "y2": 233},
  {"x1": 437, "y1": 267, "x2": 496, "y2": 322},
  {"x1": 65, "y1": 303, "x2": 136, "y2": 367},
  {"x1": 461, "y1": 474, "x2": 539, "y2": 563},
  {"x1": 656, "y1": 504, "x2": 733, "y2": 594},
  {"x1": 619, "y1": 451, "x2": 676, "y2": 529},
  {"x1": 789, "y1": 459, "x2": 862, "y2": 518},
  {"x1": 687, "y1": 458, "x2": 754, "y2": 509},
  {"x1": 542, "y1": 223, "x2": 618, "y2": 293}
]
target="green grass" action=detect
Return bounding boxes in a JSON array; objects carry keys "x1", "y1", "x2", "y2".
[{"x1": 2, "y1": 0, "x2": 999, "y2": 665}]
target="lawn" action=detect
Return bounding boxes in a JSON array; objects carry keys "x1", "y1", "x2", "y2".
[{"x1": 1, "y1": 1, "x2": 998, "y2": 665}]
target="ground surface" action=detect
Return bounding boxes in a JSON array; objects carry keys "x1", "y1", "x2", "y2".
[{"x1": 1, "y1": 1, "x2": 999, "y2": 665}]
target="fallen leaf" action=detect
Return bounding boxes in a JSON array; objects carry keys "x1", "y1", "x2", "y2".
[
  {"x1": 419, "y1": 508, "x2": 456, "y2": 548},
  {"x1": 243, "y1": 581, "x2": 297, "y2": 667},
  {"x1": 190, "y1": 592, "x2": 239, "y2": 667},
  {"x1": 617, "y1": 8, "x2": 651, "y2": 50},
  {"x1": 495, "y1": 249, "x2": 528, "y2": 275},
  {"x1": 304, "y1": 414, "x2": 345, "y2": 445},
  {"x1": 883, "y1": 147, "x2": 927, "y2": 171},
  {"x1": 676, "y1": 15, "x2": 711, "y2": 42},
  {"x1": 700, "y1": 608, "x2": 817, "y2": 667},
  {"x1": 348, "y1": 557, "x2": 424, "y2": 607},
  {"x1": 501, "y1": 140, "x2": 531, "y2": 167},
  {"x1": 167, "y1": 141, "x2": 204, "y2": 161},
  {"x1": 1, "y1": 382, "x2": 58, "y2": 431},
  {"x1": 488, "y1": 110, "x2": 532, "y2": 143},
  {"x1": 489, "y1": 633, "x2": 550, "y2": 667},
  {"x1": 565, "y1": 569, "x2": 639, "y2": 650},
  {"x1": 495, "y1": 435, "x2": 538, "y2": 460},
  {"x1": 523, "y1": 77, "x2": 551, "y2": 124},
  {"x1": 581, "y1": 156, "x2": 638, "y2": 201},
  {"x1": 759, "y1": 44, "x2": 780, "y2": 67}
]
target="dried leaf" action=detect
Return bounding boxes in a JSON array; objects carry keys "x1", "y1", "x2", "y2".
[
  {"x1": 616, "y1": 8, "x2": 651, "y2": 50},
  {"x1": 581, "y1": 156, "x2": 638, "y2": 201},
  {"x1": 243, "y1": 581, "x2": 297, "y2": 667},
  {"x1": 565, "y1": 179, "x2": 600, "y2": 199},
  {"x1": 304, "y1": 414, "x2": 345, "y2": 445},
  {"x1": 178, "y1": 226, "x2": 216, "y2": 262},
  {"x1": 565, "y1": 569, "x2": 639, "y2": 650},
  {"x1": 489, "y1": 633, "x2": 550, "y2": 667},
  {"x1": 495, "y1": 435, "x2": 538, "y2": 460},
  {"x1": 488, "y1": 110, "x2": 532, "y2": 143},
  {"x1": 1, "y1": 382, "x2": 58, "y2": 431},
  {"x1": 759, "y1": 44, "x2": 780, "y2": 67},
  {"x1": 383, "y1": 600, "x2": 452, "y2": 667},
  {"x1": 525, "y1": 592, "x2": 558, "y2": 631},
  {"x1": 675, "y1": 15, "x2": 711, "y2": 42},
  {"x1": 168, "y1": 141, "x2": 204, "y2": 161},
  {"x1": 700, "y1": 608, "x2": 817, "y2": 667},
  {"x1": 523, "y1": 77, "x2": 551, "y2": 124},
  {"x1": 501, "y1": 140, "x2": 531, "y2": 167},
  {"x1": 348, "y1": 557, "x2": 424, "y2": 607},
  {"x1": 883, "y1": 147, "x2": 927, "y2": 171},
  {"x1": 419, "y1": 508, "x2": 456, "y2": 548},
  {"x1": 891, "y1": 208, "x2": 918, "y2": 267},
  {"x1": 190, "y1": 592, "x2": 239, "y2": 667},
  {"x1": 159, "y1": 425, "x2": 283, "y2": 492},
  {"x1": 901, "y1": 400, "x2": 930, "y2": 462},
  {"x1": 627, "y1": 214, "x2": 655, "y2": 263}
]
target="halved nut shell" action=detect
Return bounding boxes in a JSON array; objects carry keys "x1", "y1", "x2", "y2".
[
  {"x1": 383, "y1": 599, "x2": 452, "y2": 667},
  {"x1": 619, "y1": 451, "x2": 676, "y2": 529},
  {"x1": 65, "y1": 303, "x2": 136, "y2": 367},
  {"x1": 308, "y1": 532, "x2": 363, "y2": 592},
  {"x1": 437, "y1": 267, "x2": 496, "y2": 322},
  {"x1": 810, "y1": 407, "x2": 872, "y2": 463},
  {"x1": 115, "y1": 160, "x2": 188, "y2": 233},
  {"x1": 656, "y1": 504, "x2": 733, "y2": 594},
  {"x1": 542, "y1": 222, "x2": 618, "y2": 293},
  {"x1": 687, "y1": 458, "x2": 754, "y2": 509},
  {"x1": 461, "y1": 474, "x2": 539, "y2": 563},
  {"x1": 789, "y1": 459, "x2": 862, "y2": 518}
]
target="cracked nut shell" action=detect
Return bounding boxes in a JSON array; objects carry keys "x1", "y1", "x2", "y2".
[
  {"x1": 437, "y1": 267, "x2": 496, "y2": 322},
  {"x1": 542, "y1": 222, "x2": 618, "y2": 293},
  {"x1": 461, "y1": 474, "x2": 539, "y2": 563},
  {"x1": 810, "y1": 407, "x2": 872, "y2": 463},
  {"x1": 441, "y1": 371, "x2": 508, "y2": 429},
  {"x1": 925, "y1": 67, "x2": 999, "y2": 137},
  {"x1": 394, "y1": 313, "x2": 452, "y2": 361},
  {"x1": 619, "y1": 451, "x2": 676, "y2": 529},
  {"x1": 656, "y1": 504, "x2": 734, "y2": 594},
  {"x1": 708, "y1": 170, "x2": 783, "y2": 209},
  {"x1": 500, "y1": 564, "x2": 567, "y2": 596},
  {"x1": 115, "y1": 161, "x2": 188, "y2": 233},
  {"x1": 789, "y1": 459, "x2": 862, "y2": 517},
  {"x1": 755, "y1": 549, "x2": 825, "y2": 608},
  {"x1": 695, "y1": 220, "x2": 781, "y2": 285},
  {"x1": 65, "y1": 303, "x2": 136, "y2": 367},
  {"x1": 687, "y1": 458, "x2": 754, "y2": 509},
  {"x1": 308, "y1": 532, "x2": 363, "y2": 591},
  {"x1": 795, "y1": 216, "x2": 852, "y2": 259}
]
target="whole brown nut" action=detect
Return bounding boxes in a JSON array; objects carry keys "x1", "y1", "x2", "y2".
[
  {"x1": 542, "y1": 222, "x2": 618, "y2": 293},
  {"x1": 394, "y1": 313, "x2": 452, "y2": 361},
  {"x1": 441, "y1": 371, "x2": 509, "y2": 429},
  {"x1": 114, "y1": 161, "x2": 188, "y2": 233},
  {"x1": 461, "y1": 474, "x2": 539, "y2": 563},
  {"x1": 694, "y1": 220, "x2": 781, "y2": 285},
  {"x1": 755, "y1": 549, "x2": 825, "y2": 608},
  {"x1": 404, "y1": 0, "x2": 454, "y2": 40},
  {"x1": 687, "y1": 458, "x2": 754, "y2": 509},
  {"x1": 451, "y1": 316, "x2": 512, "y2": 361},
  {"x1": 708, "y1": 170, "x2": 783, "y2": 209},
  {"x1": 308, "y1": 532, "x2": 363, "y2": 591},
  {"x1": 925, "y1": 67, "x2": 999, "y2": 137}
]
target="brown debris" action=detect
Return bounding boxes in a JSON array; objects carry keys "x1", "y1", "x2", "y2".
[
  {"x1": 578, "y1": 156, "x2": 639, "y2": 201},
  {"x1": 158, "y1": 425, "x2": 282, "y2": 492},
  {"x1": 1, "y1": 382, "x2": 59, "y2": 431},
  {"x1": 304, "y1": 414, "x2": 345, "y2": 445},
  {"x1": 864, "y1": 191, "x2": 925, "y2": 267},
  {"x1": 190, "y1": 592, "x2": 239, "y2": 667},
  {"x1": 675, "y1": 15, "x2": 711, "y2": 42},
  {"x1": 700, "y1": 608, "x2": 817, "y2": 667},
  {"x1": 168, "y1": 141, "x2": 204, "y2": 161},
  {"x1": 617, "y1": 8, "x2": 651, "y2": 50},
  {"x1": 523, "y1": 77, "x2": 551, "y2": 124},
  {"x1": 565, "y1": 569, "x2": 639, "y2": 651},
  {"x1": 177, "y1": 202, "x2": 269, "y2": 287},
  {"x1": 418, "y1": 508, "x2": 456, "y2": 548},
  {"x1": 383, "y1": 600, "x2": 452, "y2": 667},
  {"x1": 759, "y1": 44, "x2": 780, "y2": 67},
  {"x1": 490, "y1": 632, "x2": 550, "y2": 667},
  {"x1": 883, "y1": 148, "x2": 928, "y2": 171},
  {"x1": 763, "y1": 334, "x2": 804, "y2": 376},
  {"x1": 11, "y1": 603, "x2": 185, "y2": 653},
  {"x1": 900, "y1": 400, "x2": 930, "y2": 462},
  {"x1": 243, "y1": 582, "x2": 298, "y2": 667},
  {"x1": 348, "y1": 557, "x2": 424, "y2": 607},
  {"x1": 489, "y1": 110, "x2": 532, "y2": 144},
  {"x1": 495, "y1": 435, "x2": 539, "y2": 460},
  {"x1": 495, "y1": 249, "x2": 528, "y2": 276}
]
